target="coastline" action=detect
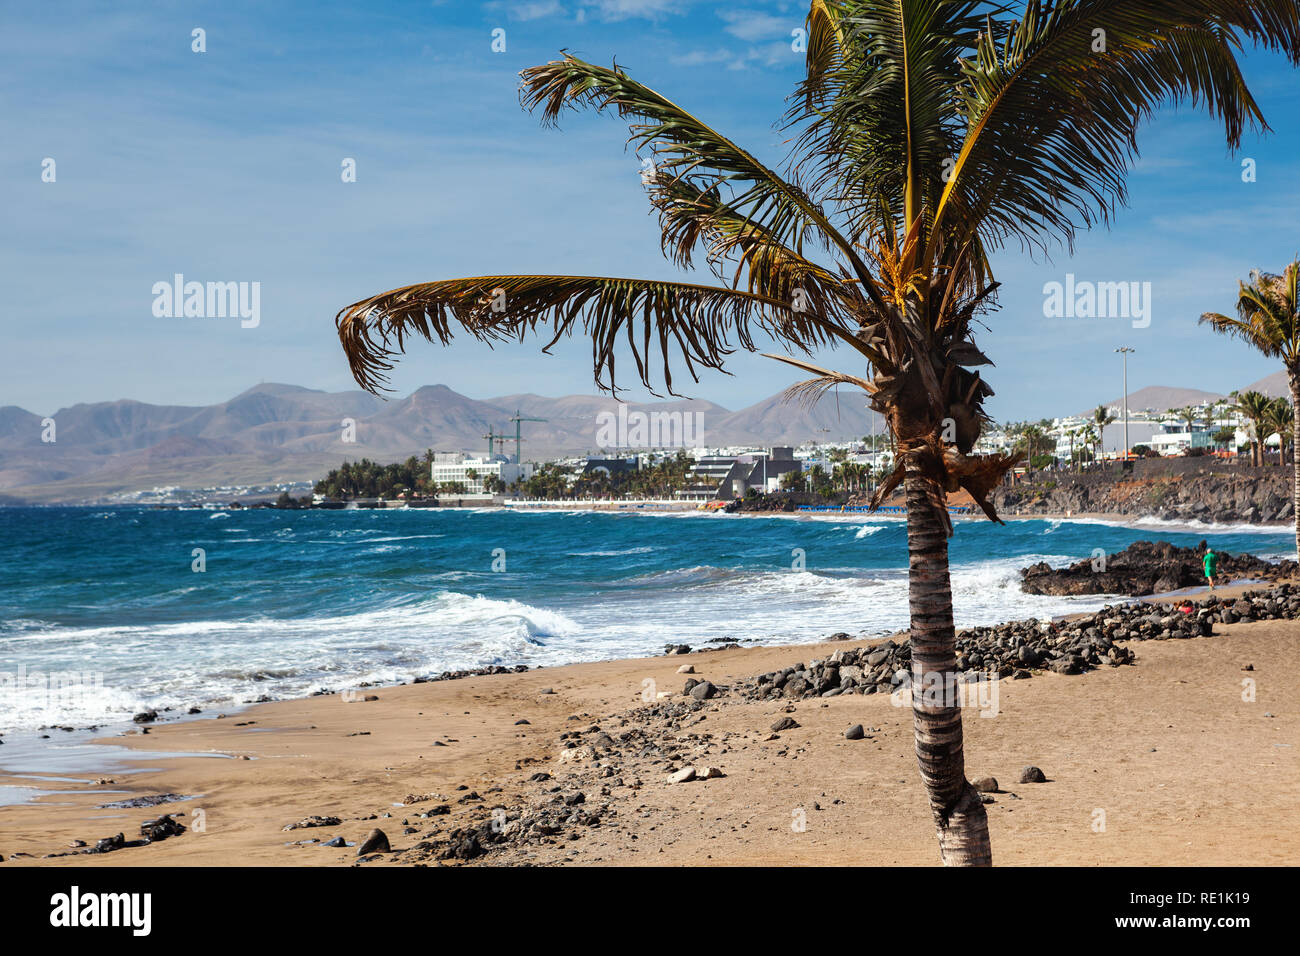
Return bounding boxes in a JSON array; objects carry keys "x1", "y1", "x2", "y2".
[{"x1": 1, "y1": 577, "x2": 1295, "y2": 866}]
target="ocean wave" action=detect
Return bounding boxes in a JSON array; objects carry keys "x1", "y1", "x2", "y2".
[
  {"x1": 1057, "y1": 514, "x2": 1294, "y2": 538},
  {"x1": 568, "y1": 546, "x2": 657, "y2": 556}
]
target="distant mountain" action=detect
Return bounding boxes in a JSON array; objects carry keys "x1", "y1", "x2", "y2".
[
  {"x1": 0, "y1": 382, "x2": 876, "y2": 504},
  {"x1": 1084, "y1": 385, "x2": 1225, "y2": 415},
  {"x1": 1244, "y1": 370, "x2": 1289, "y2": 399},
  {"x1": 714, "y1": 390, "x2": 883, "y2": 445},
  {"x1": 1084, "y1": 372, "x2": 1295, "y2": 415}
]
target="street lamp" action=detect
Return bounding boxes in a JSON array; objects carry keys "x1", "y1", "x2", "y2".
[{"x1": 1115, "y1": 347, "x2": 1134, "y2": 463}]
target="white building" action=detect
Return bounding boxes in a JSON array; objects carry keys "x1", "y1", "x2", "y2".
[{"x1": 430, "y1": 453, "x2": 534, "y2": 495}]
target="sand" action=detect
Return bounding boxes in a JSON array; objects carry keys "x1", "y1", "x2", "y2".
[{"x1": 1, "y1": 578, "x2": 1296, "y2": 867}]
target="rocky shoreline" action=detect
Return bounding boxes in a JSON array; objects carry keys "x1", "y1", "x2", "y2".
[
  {"x1": 993, "y1": 462, "x2": 1295, "y2": 524},
  {"x1": 1021, "y1": 540, "x2": 1298, "y2": 597}
]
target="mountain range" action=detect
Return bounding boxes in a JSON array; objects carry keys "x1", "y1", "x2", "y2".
[
  {"x1": 0, "y1": 383, "x2": 883, "y2": 503},
  {"x1": 1087, "y1": 371, "x2": 1288, "y2": 417},
  {"x1": 0, "y1": 369, "x2": 1285, "y2": 504}
]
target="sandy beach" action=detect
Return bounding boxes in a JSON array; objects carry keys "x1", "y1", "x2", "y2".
[{"x1": 1, "y1": 579, "x2": 1295, "y2": 867}]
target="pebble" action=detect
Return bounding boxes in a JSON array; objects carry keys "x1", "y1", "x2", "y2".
[
  {"x1": 1018, "y1": 766, "x2": 1047, "y2": 784},
  {"x1": 356, "y1": 828, "x2": 390, "y2": 856}
]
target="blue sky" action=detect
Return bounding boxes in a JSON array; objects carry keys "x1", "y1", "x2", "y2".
[{"x1": 3, "y1": 0, "x2": 1299, "y2": 419}]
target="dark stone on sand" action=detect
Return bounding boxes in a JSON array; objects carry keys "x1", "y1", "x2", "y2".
[
  {"x1": 90, "y1": 833, "x2": 134, "y2": 854},
  {"x1": 690, "y1": 680, "x2": 717, "y2": 701},
  {"x1": 972, "y1": 776, "x2": 998, "y2": 793},
  {"x1": 140, "y1": 814, "x2": 186, "y2": 842},
  {"x1": 515, "y1": 718, "x2": 531, "y2": 725},
  {"x1": 321, "y1": 836, "x2": 346, "y2": 848},
  {"x1": 844, "y1": 724, "x2": 865, "y2": 740},
  {"x1": 770, "y1": 716, "x2": 799, "y2": 732},
  {"x1": 356, "y1": 828, "x2": 390, "y2": 855},
  {"x1": 283, "y1": 815, "x2": 342, "y2": 831},
  {"x1": 99, "y1": 793, "x2": 191, "y2": 810},
  {"x1": 438, "y1": 829, "x2": 484, "y2": 860},
  {"x1": 132, "y1": 710, "x2": 157, "y2": 724},
  {"x1": 1018, "y1": 766, "x2": 1047, "y2": 784}
]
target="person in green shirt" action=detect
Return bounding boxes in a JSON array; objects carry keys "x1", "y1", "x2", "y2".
[{"x1": 1204, "y1": 547, "x2": 1219, "y2": 591}]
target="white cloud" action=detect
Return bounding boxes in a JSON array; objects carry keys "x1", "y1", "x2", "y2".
[
  {"x1": 487, "y1": 0, "x2": 565, "y2": 21},
  {"x1": 669, "y1": 48, "x2": 734, "y2": 67},
  {"x1": 580, "y1": 0, "x2": 680, "y2": 22},
  {"x1": 718, "y1": 9, "x2": 792, "y2": 43}
]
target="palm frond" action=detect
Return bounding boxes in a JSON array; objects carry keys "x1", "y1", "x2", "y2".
[
  {"x1": 762, "y1": 353, "x2": 880, "y2": 405},
  {"x1": 931, "y1": 0, "x2": 1300, "y2": 257},
  {"x1": 519, "y1": 52, "x2": 883, "y2": 302},
  {"x1": 337, "y1": 275, "x2": 825, "y2": 395},
  {"x1": 1201, "y1": 259, "x2": 1300, "y2": 364}
]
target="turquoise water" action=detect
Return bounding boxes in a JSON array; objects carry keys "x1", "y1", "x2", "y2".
[{"x1": 0, "y1": 506, "x2": 1291, "y2": 730}]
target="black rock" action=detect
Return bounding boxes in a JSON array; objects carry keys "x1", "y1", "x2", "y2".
[
  {"x1": 690, "y1": 680, "x2": 717, "y2": 701},
  {"x1": 1018, "y1": 766, "x2": 1047, "y2": 784},
  {"x1": 844, "y1": 724, "x2": 865, "y2": 740},
  {"x1": 770, "y1": 716, "x2": 800, "y2": 732},
  {"x1": 140, "y1": 814, "x2": 186, "y2": 842},
  {"x1": 132, "y1": 710, "x2": 158, "y2": 724},
  {"x1": 356, "y1": 828, "x2": 390, "y2": 856},
  {"x1": 438, "y1": 829, "x2": 484, "y2": 860},
  {"x1": 94, "y1": 833, "x2": 124, "y2": 853}
]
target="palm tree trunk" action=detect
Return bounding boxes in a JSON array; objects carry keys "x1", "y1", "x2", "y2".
[
  {"x1": 904, "y1": 459, "x2": 992, "y2": 866},
  {"x1": 1290, "y1": 369, "x2": 1300, "y2": 561}
]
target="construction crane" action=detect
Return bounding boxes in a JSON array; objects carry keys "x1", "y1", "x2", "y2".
[
  {"x1": 509, "y1": 410, "x2": 547, "y2": 464},
  {"x1": 482, "y1": 427, "x2": 509, "y2": 459}
]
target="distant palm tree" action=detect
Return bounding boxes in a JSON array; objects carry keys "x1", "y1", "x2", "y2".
[
  {"x1": 1233, "y1": 390, "x2": 1276, "y2": 466},
  {"x1": 1093, "y1": 405, "x2": 1117, "y2": 462},
  {"x1": 1203, "y1": 260, "x2": 1300, "y2": 549},
  {"x1": 1212, "y1": 425, "x2": 1237, "y2": 451},
  {"x1": 1263, "y1": 397, "x2": 1294, "y2": 465},
  {"x1": 334, "y1": 2, "x2": 1300, "y2": 866}
]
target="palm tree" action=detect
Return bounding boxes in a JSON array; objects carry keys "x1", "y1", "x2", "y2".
[
  {"x1": 1263, "y1": 396, "x2": 1294, "y2": 464},
  {"x1": 1080, "y1": 425, "x2": 1098, "y2": 468},
  {"x1": 1203, "y1": 260, "x2": 1300, "y2": 546},
  {"x1": 1093, "y1": 405, "x2": 1117, "y2": 463},
  {"x1": 332, "y1": 3, "x2": 1300, "y2": 865},
  {"x1": 1232, "y1": 389, "x2": 1275, "y2": 466}
]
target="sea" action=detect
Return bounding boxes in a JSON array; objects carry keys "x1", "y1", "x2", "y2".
[{"x1": 0, "y1": 505, "x2": 1293, "y2": 734}]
